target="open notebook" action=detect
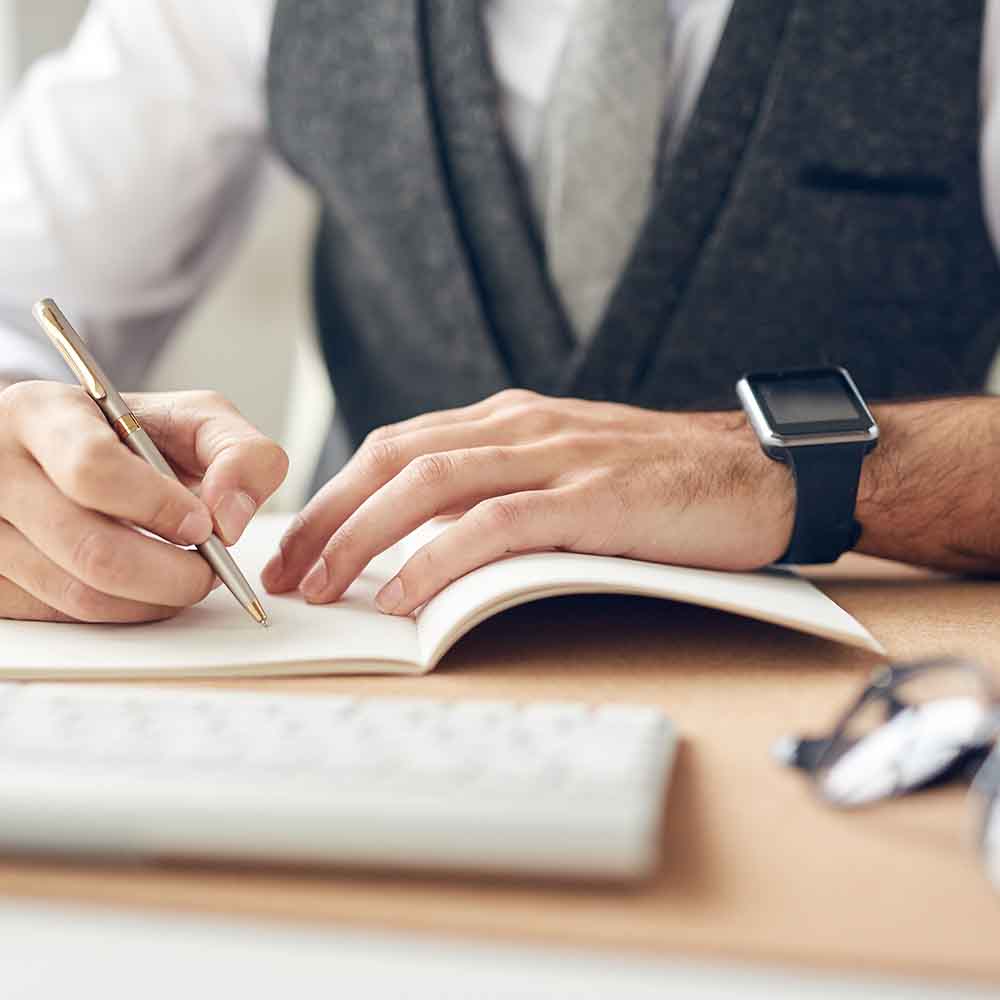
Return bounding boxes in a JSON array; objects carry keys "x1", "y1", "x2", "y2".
[{"x1": 0, "y1": 514, "x2": 883, "y2": 679}]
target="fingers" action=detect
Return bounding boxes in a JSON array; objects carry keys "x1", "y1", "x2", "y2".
[
  {"x1": 12, "y1": 386, "x2": 213, "y2": 547},
  {"x1": 2, "y1": 457, "x2": 216, "y2": 608},
  {"x1": 263, "y1": 419, "x2": 515, "y2": 593},
  {"x1": 344, "y1": 389, "x2": 558, "y2": 451},
  {"x1": 359, "y1": 392, "x2": 517, "y2": 441},
  {"x1": 127, "y1": 391, "x2": 289, "y2": 544},
  {"x1": 0, "y1": 520, "x2": 178, "y2": 623},
  {"x1": 290, "y1": 445, "x2": 558, "y2": 604},
  {"x1": 375, "y1": 489, "x2": 581, "y2": 615},
  {"x1": 263, "y1": 391, "x2": 564, "y2": 592},
  {"x1": 0, "y1": 577, "x2": 73, "y2": 623}
]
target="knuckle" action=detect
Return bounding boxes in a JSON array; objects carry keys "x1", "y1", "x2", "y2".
[
  {"x1": 147, "y1": 489, "x2": 185, "y2": 534},
  {"x1": 506, "y1": 403, "x2": 559, "y2": 436},
  {"x1": 70, "y1": 528, "x2": 122, "y2": 587},
  {"x1": 61, "y1": 438, "x2": 118, "y2": 501},
  {"x1": 0, "y1": 380, "x2": 32, "y2": 413},
  {"x1": 360, "y1": 437, "x2": 402, "y2": 476},
  {"x1": 324, "y1": 523, "x2": 356, "y2": 560},
  {"x1": 481, "y1": 496, "x2": 524, "y2": 534},
  {"x1": 60, "y1": 576, "x2": 112, "y2": 622},
  {"x1": 362, "y1": 424, "x2": 396, "y2": 447},
  {"x1": 477, "y1": 445, "x2": 513, "y2": 467},
  {"x1": 193, "y1": 389, "x2": 230, "y2": 411},
  {"x1": 556, "y1": 431, "x2": 595, "y2": 453},
  {"x1": 409, "y1": 452, "x2": 454, "y2": 488},
  {"x1": 493, "y1": 388, "x2": 538, "y2": 407},
  {"x1": 5, "y1": 378, "x2": 63, "y2": 408}
]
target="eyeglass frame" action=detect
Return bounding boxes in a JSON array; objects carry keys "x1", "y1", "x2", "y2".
[{"x1": 776, "y1": 656, "x2": 1000, "y2": 876}]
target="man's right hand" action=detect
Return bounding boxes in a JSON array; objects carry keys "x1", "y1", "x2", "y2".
[{"x1": 0, "y1": 381, "x2": 288, "y2": 623}]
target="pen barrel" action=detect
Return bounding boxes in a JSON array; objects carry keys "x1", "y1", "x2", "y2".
[
  {"x1": 120, "y1": 424, "x2": 179, "y2": 481},
  {"x1": 197, "y1": 535, "x2": 261, "y2": 610},
  {"x1": 119, "y1": 421, "x2": 261, "y2": 612}
]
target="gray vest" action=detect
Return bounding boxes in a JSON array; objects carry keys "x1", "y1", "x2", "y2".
[{"x1": 269, "y1": 0, "x2": 1000, "y2": 454}]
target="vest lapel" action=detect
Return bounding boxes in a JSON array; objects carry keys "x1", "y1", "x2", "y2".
[
  {"x1": 270, "y1": 0, "x2": 516, "y2": 410},
  {"x1": 422, "y1": 0, "x2": 576, "y2": 393},
  {"x1": 566, "y1": 0, "x2": 797, "y2": 402}
]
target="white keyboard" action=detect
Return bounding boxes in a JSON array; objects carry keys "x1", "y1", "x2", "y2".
[{"x1": 0, "y1": 684, "x2": 677, "y2": 880}]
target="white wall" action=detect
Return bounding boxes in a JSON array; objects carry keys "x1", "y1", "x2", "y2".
[
  {"x1": 144, "y1": 164, "x2": 330, "y2": 511},
  {"x1": 11, "y1": 0, "x2": 86, "y2": 68},
  {"x1": 0, "y1": 0, "x2": 333, "y2": 510}
]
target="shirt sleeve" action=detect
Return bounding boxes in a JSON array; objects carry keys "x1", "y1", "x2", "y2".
[
  {"x1": 982, "y1": 0, "x2": 1000, "y2": 261},
  {"x1": 0, "y1": 0, "x2": 275, "y2": 386}
]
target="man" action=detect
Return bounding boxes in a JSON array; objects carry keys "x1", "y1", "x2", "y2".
[{"x1": 0, "y1": 0, "x2": 999, "y2": 625}]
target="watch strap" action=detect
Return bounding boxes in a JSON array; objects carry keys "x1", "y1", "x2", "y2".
[{"x1": 777, "y1": 442, "x2": 867, "y2": 564}]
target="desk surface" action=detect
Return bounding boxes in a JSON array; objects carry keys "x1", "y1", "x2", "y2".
[{"x1": 0, "y1": 555, "x2": 998, "y2": 985}]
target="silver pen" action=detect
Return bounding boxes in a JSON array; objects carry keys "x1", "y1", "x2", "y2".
[{"x1": 32, "y1": 298, "x2": 269, "y2": 627}]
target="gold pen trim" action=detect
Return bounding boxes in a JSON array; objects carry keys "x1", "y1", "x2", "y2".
[
  {"x1": 32, "y1": 299, "x2": 108, "y2": 401},
  {"x1": 112, "y1": 411, "x2": 141, "y2": 441}
]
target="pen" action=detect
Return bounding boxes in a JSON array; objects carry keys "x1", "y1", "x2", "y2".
[{"x1": 32, "y1": 298, "x2": 269, "y2": 628}]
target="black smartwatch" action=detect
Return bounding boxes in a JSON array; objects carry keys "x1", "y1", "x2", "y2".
[{"x1": 736, "y1": 366, "x2": 878, "y2": 564}]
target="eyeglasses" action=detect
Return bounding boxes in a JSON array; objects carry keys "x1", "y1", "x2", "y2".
[{"x1": 775, "y1": 657, "x2": 1000, "y2": 890}]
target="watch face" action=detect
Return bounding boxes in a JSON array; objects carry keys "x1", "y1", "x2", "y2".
[{"x1": 744, "y1": 368, "x2": 875, "y2": 437}]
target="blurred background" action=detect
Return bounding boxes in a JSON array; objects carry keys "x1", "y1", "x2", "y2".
[{"x1": 0, "y1": 0, "x2": 334, "y2": 512}]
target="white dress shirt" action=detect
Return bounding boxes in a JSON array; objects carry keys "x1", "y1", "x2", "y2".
[
  {"x1": 0, "y1": 0, "x2": 995, "y2": 387},
  {"x1": 0, "y1": 0, "x2": 733, "y2": 384}
]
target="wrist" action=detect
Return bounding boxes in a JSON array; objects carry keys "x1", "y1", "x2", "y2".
[
  {"x1": 690, "y1": 410, "x2": 796, "y2": 566},
  {"x1": 854, "y1": 405, "x2": 892, "y2": 536},
  {"x1": 854, "y1": 402, "x2": 918, "y2": 557},
  {"x1": 736, "y1": 418, "x2": 797, "y2": 565}
]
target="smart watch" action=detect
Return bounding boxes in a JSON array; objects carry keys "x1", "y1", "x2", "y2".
[{"x1": 736, "y1": 367, "x2": 878, "y2": 564}]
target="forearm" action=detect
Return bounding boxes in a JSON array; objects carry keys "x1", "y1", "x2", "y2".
[{"x1": 855, "y1": 396, "x2": 1000, "y2": 573}]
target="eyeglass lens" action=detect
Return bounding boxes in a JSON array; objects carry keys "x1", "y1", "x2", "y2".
[{"x1": 815, "y1": 662, "x2": 994, "y2": 808}]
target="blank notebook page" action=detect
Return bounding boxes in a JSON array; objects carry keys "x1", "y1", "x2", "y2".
[{"x1": 0, "y1": 515, "x2": 421, "y2": 677}]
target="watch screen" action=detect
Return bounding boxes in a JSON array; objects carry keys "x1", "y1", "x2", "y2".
[{"x1": 748, "y1": 369, "x2": 873, "y2": 436}]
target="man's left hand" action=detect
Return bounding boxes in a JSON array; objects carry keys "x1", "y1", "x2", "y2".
[{"x1": 262, "y1": 390, "x2": 795, "y2": 615}]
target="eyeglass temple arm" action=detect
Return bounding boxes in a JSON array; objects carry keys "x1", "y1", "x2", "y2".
[{"x1": 772, "y1": 735, "x2": 832, "y2": 773}]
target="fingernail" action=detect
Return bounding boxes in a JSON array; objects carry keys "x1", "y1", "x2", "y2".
[
  {"x1": 211, "y1": 576, "x2": 224, "y2": 591},
  {"x1": 376, "y1": 577, "x2": 404, "y2": 614},
  {"x1": 301, "y1": 558, "x2": 329, "y2": 599},
  {"x1": 178, "y1": 508, "x2": 213, "y2": 545},
  {"x1": 214, "y1": 491, "x2": 256, "y2": 544}
]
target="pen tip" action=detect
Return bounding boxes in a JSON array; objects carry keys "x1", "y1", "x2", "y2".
[{"x1": 249, "y1": 599, "x2": 269, "y2": 627}]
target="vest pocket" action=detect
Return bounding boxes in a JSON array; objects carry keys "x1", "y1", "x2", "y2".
[
  {"x1": 791, "y1": 173, "x2": 956, "y2": 302},
  {"x1": 798, "y1": 164, "x2": 951, "y2": 200}
]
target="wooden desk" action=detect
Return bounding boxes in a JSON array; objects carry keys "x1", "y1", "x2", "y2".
[{"x1": 0, "y1": 555, "x2": 998, "y2": 985}]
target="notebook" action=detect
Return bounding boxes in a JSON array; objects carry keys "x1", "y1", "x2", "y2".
[{"x1": 0, "y1": 513, "x2": 883, "y2": 678}]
